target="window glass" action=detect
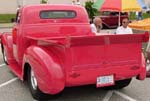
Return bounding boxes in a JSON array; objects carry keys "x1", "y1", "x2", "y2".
[{"x1": 40, "y1": 10, "x2": 76, "y2": 19}]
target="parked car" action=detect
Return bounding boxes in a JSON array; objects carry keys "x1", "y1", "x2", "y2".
[
  {"x1": 96, "y1": 12, "x2": 128, "y2": 29},
  {"x1": 0, "y1": 5, "x2": 148, "y2": 100}
]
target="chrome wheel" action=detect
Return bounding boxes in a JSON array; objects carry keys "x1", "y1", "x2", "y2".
[
  {"x1": 146, "y1": 60, "x2": 150, "y2": 71},
  {"x1": 3, "y1": 49, "x2": 7, "y2": 62},
  {"x1": 30, "y1": 69, "x2": 37, "y2": 90},
  {"x1": 2, "y1": 46, "x2": 8, "y2": 65},
  {"x1": 28, "y1": 67, "x2": 61, "y2": 100},
  {"x1": 146, "y1": 59, "x2": 150, "y2": 77}
]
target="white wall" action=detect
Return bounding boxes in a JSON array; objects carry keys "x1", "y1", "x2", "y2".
[
  {"x1": 22, "y1": 0, "x2": 40, "y2": 6},
  {"x1": 144, "y1": 0, "x2": 150, "y2": 9},
  {"x1": 0, "y1": 0, "x2": 95, "y2": 14},
  {"x1": 0, "y1": 0, "x2": 41, "y2": 14},
  {"x1": 48, "y1": 0, "x2": 96, "y2": 6},
  {"x1": 0, "y1": 0, "x2": 18, "y2": 14}
]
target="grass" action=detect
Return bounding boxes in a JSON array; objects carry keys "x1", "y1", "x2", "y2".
[
  {"x1": 0, "y1": 14, "x2": 16, "y2": 23},
  {"x1": 143, "y1": 13, "x2": 150, "y2": 18},
  {"x1": 129, "y1": 12, "x2": 136, "y2": 20},
  {"x1": 129, "y1": 12, "x2": 150, "y2": 20}
]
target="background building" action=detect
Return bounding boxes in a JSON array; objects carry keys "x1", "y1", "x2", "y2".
[
  {"x1": 144, "y1": 0, "x2": 150, "y2": 10},
  {"x1": 0, "y1": 0, "x2": 96, "y2": 14},
  {"x1": 0, "y1": 0, "x2": 18, "y2": 14},
  {"x1": 0, "y1": 0, "x2": 40, "y2": 14},
  {"x1": 0, "y1": 0, "x2": 148, "y2": 14}
]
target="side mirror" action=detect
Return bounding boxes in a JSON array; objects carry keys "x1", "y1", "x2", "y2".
[{"x1": 11, "y1": 18, "x2": 16, "y2": 23}]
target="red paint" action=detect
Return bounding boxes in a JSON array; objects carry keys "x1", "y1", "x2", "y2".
[
  {"x1": 0, "y1": 4, "x2": 148, "y2": 95},
  {"x1": 100, "y1": 0, "x2": 122, "y2": 11}
]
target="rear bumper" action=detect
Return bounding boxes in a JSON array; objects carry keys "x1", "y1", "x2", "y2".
[
  {"x1": 66, "y1": 65, "x2": 146, "y2": 87},
  {"x1": 137, "y1": 66, "x2": 146, "y2": 80}
]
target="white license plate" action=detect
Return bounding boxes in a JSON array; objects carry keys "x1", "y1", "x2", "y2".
[{"x1": 96, "y1": 75, "x2": 114, "y2": 87}]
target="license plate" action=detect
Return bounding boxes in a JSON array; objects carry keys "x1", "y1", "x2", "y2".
[{"x1": 96, "y1": 75, "x2": 114, "y2": 87}]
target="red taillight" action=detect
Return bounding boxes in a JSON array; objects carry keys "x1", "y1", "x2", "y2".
[
  {"x1": 0, "y1": 33, "x2": 2, "y2": 39},
  {"x1": 12, "y1": 29, "x2": 17, "y2": 44},
  {"x1": 143, "y1": 31, "x2": 149, "y2": 42}
]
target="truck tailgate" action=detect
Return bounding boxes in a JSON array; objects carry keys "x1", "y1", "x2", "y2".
[
  {"x1": 69, "y1": 34, "x2": 145, "y2": 70},
  {"x1": 27, "y1": 33, "x2": 148, "y2": 70},
  {"x1": 64, "y1": 34, "x2": 148, "y2": 86}
]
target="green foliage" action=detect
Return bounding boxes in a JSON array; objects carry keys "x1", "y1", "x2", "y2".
[
  {"x1": 143, "y1": 12, "x2": 150, "y2": 19},
  {"x1": 129, "y1": 12, "x2": 136, "y2": 20},
  {"x1": 85, "y1": 1, "x2": 98, "y2": 19},
  {"x1": 129, "y1": 12, "x2": 150, "y2": 20},
  {"x1": 0, "y1": 14, "x2": 16, "y2": 23},
  {"x1": 41, "y1": 0, "x2": 47, "y2": 4}
]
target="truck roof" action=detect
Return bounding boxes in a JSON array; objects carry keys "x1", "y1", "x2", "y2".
[{"x1": 21, "y1": 4, "x2": 89, "y2": 24}]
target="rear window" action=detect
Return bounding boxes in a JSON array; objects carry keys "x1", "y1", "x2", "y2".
[
  {"x1": 102, "y1": 12, "x2": 128, "y2": 16},
  {"x1": 40, "y1": 10, "x2": 76, "y2": 19}
]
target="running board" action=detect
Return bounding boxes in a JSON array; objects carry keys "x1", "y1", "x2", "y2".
[{"x1": 8, "y1": 61, "x2": 23, "y2": 80}]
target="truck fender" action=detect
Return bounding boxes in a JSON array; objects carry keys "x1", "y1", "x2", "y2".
[
  {"x1": 1, "y1": 33, "x2": 14, "y2": 62},
  {"x1": 137, "y1": 53, "x2": 146, "y2": 80},
  {"x1": 23, "y1": 46, "x2": 65, "y2": 94}
]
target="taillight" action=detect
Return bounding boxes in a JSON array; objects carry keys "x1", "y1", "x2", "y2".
[
  {"x1": 143, "y1": 31, "x2": 149, "y2": 42},
  {"x1": 0, "y1": 33, "x2": 2, "y2": 39}
]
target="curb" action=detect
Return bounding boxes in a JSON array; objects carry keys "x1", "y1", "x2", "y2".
[
  {"x1": 0, "y1": 26, "x2": 13, "y2": 29},
  {"x1": 0, "y1": 23, "x2": 13, "y2": 29}
]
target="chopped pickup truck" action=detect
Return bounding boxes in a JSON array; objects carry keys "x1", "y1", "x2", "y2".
[{"x1": 0, "y1": 4, "x2": 149, "y2": 100}]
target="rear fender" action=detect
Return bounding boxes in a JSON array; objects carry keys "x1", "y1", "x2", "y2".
[
  {"x1": 1, "y1": 33, "x2": 14, "y2": 62},
  {"x1": 137, "y1": 53, "x2": 146, "y2": 80},
  {"x1": 23, "y1": 46, "x2": 65, "y2": 94}
]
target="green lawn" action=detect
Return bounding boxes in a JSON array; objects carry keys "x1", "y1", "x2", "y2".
[
  {"x1": 143, "y1": 13, "x2": 150, "y2": 18},
  {"x1": 0, "y1": 14, "x2": 16, "y2": 23},
  {"x1": 129, "y1": 12, "x2": 150, "y2": 20}
]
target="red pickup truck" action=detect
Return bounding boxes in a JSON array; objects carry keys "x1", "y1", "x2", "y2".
[{"x1": 0, "y1": 5, "x2": 149, "y2": 100}]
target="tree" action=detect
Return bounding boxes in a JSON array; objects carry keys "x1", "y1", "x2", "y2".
[
  {"x1": 41, "y1": 0, "x2": 47, "y2": 4},
  {"x1": 85, "y1": 1, "x2": 98, "y2": 19}
]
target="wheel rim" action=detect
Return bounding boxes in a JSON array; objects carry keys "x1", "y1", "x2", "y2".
[
  {"x1": 3, "y1": 49, "x2": 7, "y2": 62},
  {"x1": 30, "y1": 69, "x2": 38, "y2": 90}
]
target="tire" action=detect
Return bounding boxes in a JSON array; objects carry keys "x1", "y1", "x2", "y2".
[
  {"x1": 1, "y1": 44, "x2": 8, "y2": 65},
  {"x1": 27, "y1": 67, "x2": 61, "y2": 100},
  {"x1": 103, "y1": 78, "x2": 132, "y2": 90},
  {"x1": 146, "y1": 59, "x2": 150, "y2": 71},
  {"x1": 146, "y1": 59, "x2": 150, "y2": 77}
]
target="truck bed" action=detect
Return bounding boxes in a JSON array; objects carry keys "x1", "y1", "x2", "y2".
[{"x1": 26, "y1": 33, "x2": 148, "y2": 86}]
